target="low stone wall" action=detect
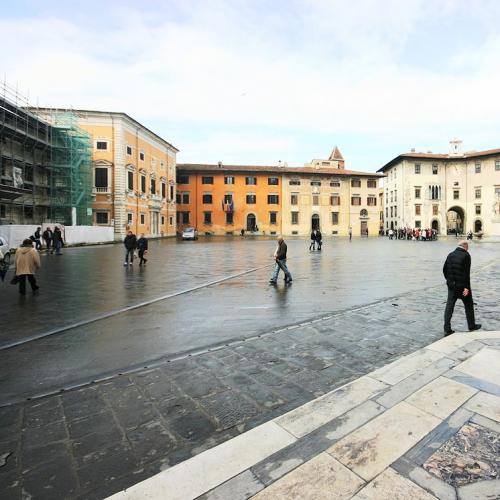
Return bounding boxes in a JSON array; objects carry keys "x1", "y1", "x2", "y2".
[{"x1": 0, "y1": 225, "x2": 114, "y2": 249}]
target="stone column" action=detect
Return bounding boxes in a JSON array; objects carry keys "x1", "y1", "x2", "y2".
[{"x1": 113, "y1": 117, "x2": 127, "y2": 240}]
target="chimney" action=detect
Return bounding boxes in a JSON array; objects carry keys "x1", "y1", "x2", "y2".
[
  {"x1": 410, "y1": 148, "x2": 416, "y2": 153},
  {"x1": 218, "y1": 161, "x2": 222, "y2": 168}
]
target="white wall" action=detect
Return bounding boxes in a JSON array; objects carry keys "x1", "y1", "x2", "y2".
[{"x1": 0, "y1": 225, "x2": 114, "y2": 249}]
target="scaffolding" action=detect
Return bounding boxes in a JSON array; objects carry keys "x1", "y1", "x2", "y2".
[{"x1": 48, "y1": 112, "x2": 92, "y2": 225}]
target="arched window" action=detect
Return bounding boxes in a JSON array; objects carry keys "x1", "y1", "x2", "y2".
[
  {"x1": 360, "y1": 209, "x2": 368, "y2": 217},
  {"x1": 474, "y1": 219, "x2": 482, "y2": 232}
]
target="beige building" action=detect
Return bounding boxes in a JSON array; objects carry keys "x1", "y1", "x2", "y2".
[
  {"x1": 378, "y1": 140, "x2": 500, "y2": 237},
  {"x1": 36, "y1": 109, "x2": 178, "y2": 240},
  {"x1": 282, "y1": 148, "x2": 383, "y2": 237}
]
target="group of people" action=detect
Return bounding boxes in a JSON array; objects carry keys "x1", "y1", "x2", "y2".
[
  {"x1": 309, "y1": 229, "x2": 323, "y2": 251},
  {"x1": 28, "y1": 226, "x2": 65, "y2": 254},
  {"x1": 387, "y1": 227, "x2": 438, "y2": 241},
  {"x1": 123, "y1": 231, "x2": 149, "y2": 266}
]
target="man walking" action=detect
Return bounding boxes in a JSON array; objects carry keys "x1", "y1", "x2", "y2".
[
  {"x1": 349, "y1": 226, "x2": 352, "y2": 241},
  {"x1": 52, "y1": 226, "x2": 64, "y2": 255},
  {"x1": 316, "y1": 229, "x2": 323, "y2": 251},
  {"x1": 42, "y1": 226, "x2": 53, "y2": 251},
  {"x1": 124, "y1": 230, "x2": 137, "y2": 266},
  {"x1": 137, "y1": 233, "x2": 148, "y2": 265},
  {"x1": 14, "y1": 238, "x2": 40, "y2": 295},
  {"x1": 309, "y1": 230, "x2": 316, "y2": 251},
  {"x1": 33, "y1": 227, "x2": 42, "y2": 250},
  {"x1": 443, "y1": 240, "x2": 481, "y2": 336},
  {"x1": 269, "y1": 236, "x2": 292, "y2": 284}
]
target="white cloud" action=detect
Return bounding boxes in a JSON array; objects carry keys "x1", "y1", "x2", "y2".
[{"x1": 1, "y1": 0, "x2": 500, "y2": 166}]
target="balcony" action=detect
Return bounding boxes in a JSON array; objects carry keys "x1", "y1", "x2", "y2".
[{"x1": 93, "y1": 186, "x2": 111, "y2": 194}]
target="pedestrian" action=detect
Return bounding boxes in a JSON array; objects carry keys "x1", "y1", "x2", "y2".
[
  {"x1": 309, "y1": 230, "x2": 316, "y2": 251},
  {"x1": 316, "y1": 229, "x2": 323, "y2": 251},
  {"x1": 33, "y1": 227, "x2": 42, "y2": 250},
  {"x1": 13, "y1": 238, "x2": 40, "y2": 295},
  {"x1": 365, "y1": 227, "x2": 369, "y2": 237},
  {"x1": 124, "y1": 230, "x2": 137, "y2": 266},
  {"x1": 52, "y1": 226, "x2": 64, "y2": 255},
  {"x1": 42, "y1": 226, "x2": 53, "y2": 251},
  {"x1": 137, "y1": 233, "x2": 148, "y2": 265},
  {"x1": 442, "y1": 240, "x2": 481, "y2": 336},
  {"x1": 388, "y1": 228, "x2": 394, "y2": 240},
  {"x1": 269, "y1": 235, "x2": 292, "y2": 284},
  {"x1": 349, "y1": 226, "x2": 352, "y2": 241}
]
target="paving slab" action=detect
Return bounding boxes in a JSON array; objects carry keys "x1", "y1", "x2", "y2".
[
  {"x1": 107, "y1": 421, "x2": 296, "y2": 500},
  {"x1": 464, "y1": 391, "x2": 500, "y2": 423},
  {"x1": 250, "y1": 452, "x2": 364, "y2": 500},
  {"x1": 454, "y1": 347, "x2": 500, "y2": 387},
  {"x1": 328, "y1": 401, "x2": 441, "y2": 481},
  {"x1": 352, "y1": 467, "x2": 437, "y2": 499},
  {"x1": 275, "y1": 376, "x2": 387, "y2": 438}
]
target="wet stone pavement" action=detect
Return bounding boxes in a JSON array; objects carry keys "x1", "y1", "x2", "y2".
[
  {"x1": 1, "y1": 259, "x2": 499, "y2": 499},
  {"x1": 0, "y1": 238, "x2": 499, "y2": 499}
]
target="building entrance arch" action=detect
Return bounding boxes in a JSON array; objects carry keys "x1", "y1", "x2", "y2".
[
  {"x1": 246, "y1": 213, "x2": 256, "y2": 232},
  {"x1": 474, "y1": 219, "x2": 483, "y2": 233},
  {"x1": 431, "y1": 219, "x2": 439, "y2": 232},
  {"x1": 311, "y1": 214, "x2": 320, "y2": 231},
  {"x1": 447, "y1": 206, "x2": 465, "y2": 235}
]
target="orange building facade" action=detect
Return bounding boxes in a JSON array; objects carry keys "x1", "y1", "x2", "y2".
[{"x1": 176, "y1": 165, "x2": 284, "y2": 235}]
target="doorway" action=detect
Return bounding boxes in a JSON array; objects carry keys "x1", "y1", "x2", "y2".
[
  {"x1": 311, "y1": 214, "x2": 320, "y2": 231},
  {"x1": 246, "y1": 213, "x2": 256, "y2": 232},
  {"x1": 360, "y1": 221, "x2": 368, "y2": 236},
  {"x1": 474, "y1": 219, "x2": 482, "y2": 232},
  {"x1": 447, "y1": 206, "x2": 465, "y2": 234},
  {"x1": 150, "y1": 211, "x2": 159, "y2": 236},
  {"x1": 431, "y1": 220, "x2": 439, "y2": 231}
]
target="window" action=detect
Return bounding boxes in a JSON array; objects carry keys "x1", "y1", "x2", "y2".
[
  {"x1": 95, "y1": 168, "x2": 108, "y2": 189},
  {"x1": 385, "y1": 207, "x2": 388, "y2": 218},
  {"x1": 160, "y1": 161, "x2": 165, "y2": 169},
  {"x1": 176, "y1": 193, "x2": 181, "y2": 204},
  {"x1": 430, "y1": 185, "x2": 441, "y2": 200},
  {"x1": 360, "y1": 209, "x2": 368, "y2": 217},
  {"x1": 453, "y1": 190, "x2": 460, "y2": 200},
  {"x1": 415, "y1": 220, "x2": 421, "y2": 228},
  {"x1": 150, "y1": 178, "x2": 156, "y2": 194},
  {"x1": 161, "y1": 182, "x2": 166, "y2": 198},
  {"x1": 433, "y1": 205, "x2": 438, "y2": 216},
  {"x1": 0, "y1": 204, "x2": 5, "y2": 218},
  {"x1": 415, "y1": 187, "x2": 421, "y2": 199},
  {"x1": 394, "y1": 190, "x2": 397, "y2": 202},
  {"x1": 96, "y1": 141, "x2": 108, "y2": 150},
  {"x1": 25, "y1": 165, "x2": 33, "y2": 182},
  {"x1": 475, "y1": 205, "x2": 481, "y2": 215},
  {"x1": 269, "y1": 212, "x2": 277, "y2": 224},
  {"x1": 289, "y1": 179, "x2": 301, "y2": 185},
  {"x1": 496, "y1": 160, "x2": 500, "y2": 171},
  {"x1": 330, "y1": 195, "x2": 340, "y2": 206},
  {"x1": 475, "y1": 188, "x2": 481, "y2": 199},
  {"x1": 432, "y1": 164, "x2": 438, "y2": 175},
  {"x1": 169, "y1": 185, "x2": 174, "y2": 200},
  {"x1": 127, "y1": 171, "x2": 134, "y2": 191},
  {"x1": 202, "y1": 194, "x2": 212, "y2": 204},
  {"x1": 182, "y1": 193, "x2": 190, "y2": 204},
  {"x1": 415, "y1": 164, "x2": 421, "y2": 174},
  {"x1": 176, "y1": 174, "x2": 189, "y2": 184},
  {"x1": 96, "y1": 212, "x2": 109, "y2": 224},
  {"x1": 161, "y1": 216, "x2": 165, "y2": 225},
  {"x1": 312, "y1": 194, "x2": 320, "y2": 205},
  {"x1": 268, "y1": 177, "x2": 279, "y2": 185},
  {"x1": 496, "y1": 187, "x2": 500, "y2": 199},
  {"x1": 330, "y1": 181, "x2": 340, "y2": 187},
  {"x1": 245, "y1": 176, "x2": 257, "y2": 185},
  {"x1": 127, "y1": 213, "x2": 133, "y2": 225},
  {"x1": 139, "y1": 151, "x2": 145, "y2": 161},
  {"x1": 224, "y1": 176, "x2": 235, "y2": 184},
  {"x1": 202, "y1": 176, "x2": 214, "y2": 184},
  {"x1": 415, "y1": 205, "x2": 421, "y2": 215},
  {"x1": 475, "y1": 162, "x2": 481, "y2": 174},
  {"x1": 291, "y1": 211, "x2": 299, "y2": 225},
  {"x1": 246, "y1": 194, "x2": 256, "y2": 204},
  {"x1": 390, "y1": 191, "x2": 393, "y2": 202},
  {"x1": 367, "y1": 196, "x2": 377, "y2": 206},
  {"x1": 182, "y1": 212, "x2": 190, "y2": 224},
  {"x1": 331, "y1": 212, "x2": 339, "y2": 225},
  {"x1": 394, "y1": 206, "x2": 397, "y2": 217},
  {"x1": 226, "y1": 212, "x2": 234, "y2": 224},
  {"x1": 140, "y1": 213, "x2": 145, "y2": 225},
  {"x1": 367, "y1": 179, "x2": 377, "y2": 188},
  {"x1": 310, "y1": 181, "x2": 321, "y2": 186},
  {"x1": 351, "y1": 179, "x2": 361, "y2": 188},
  {"x1": 204, "y1": 211, "x2": 212, "y2": 224},
  {"x1": 351, "y1": 196, "x2": 361, "y2": 206},
  {"x1": 126, "y1": 145, "x2": 132, "y2": 155},
  {"x1": 267, "y1": 194, "x2": 279, "y2": 204},
  {"x1": 140, "y1": 175, "x2": 146, "y2": 193},
  {"x1": 291, "y1": 193, "x2": 298, "y2": 205},
  {"x1": 224, "y1": 193, "x2": 233, "y2": 203},
  {"x1": 390, "y1": 207, "x2": 393, "y2": 217},
  {"x1": 169, "y1": 216, "x2": 173, "y2": 225}
]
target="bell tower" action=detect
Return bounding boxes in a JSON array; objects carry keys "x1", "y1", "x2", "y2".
[{"x1": 449, "y1": 138, "x2": 462, "y2": 156}]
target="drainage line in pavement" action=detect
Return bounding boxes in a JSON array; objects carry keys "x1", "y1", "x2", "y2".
[{"x1": 0, "y1": 263, "x2": 275, "y2": 351}]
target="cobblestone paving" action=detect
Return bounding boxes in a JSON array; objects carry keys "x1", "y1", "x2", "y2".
[{"x1": 0, "y1": 263, "x2": 499, "y2": 500}]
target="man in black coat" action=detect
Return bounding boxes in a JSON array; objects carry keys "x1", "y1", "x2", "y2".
[
  {"x1": 137, "y1": 233, "x2": 148, "y2": 265},
  {"x1": 123, "y1": 231, "x2": 137, "y2": 266},
  {"x1": 443, "y1": 240, "x2": 481, "y2": 336},
  {"x1": 269, "y1": 236, "x2": 292, "y2": 284}
]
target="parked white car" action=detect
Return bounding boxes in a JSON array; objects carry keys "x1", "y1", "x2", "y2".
[
  {"x1": 0, "y1": 236, "x2": 10, "y2": 264},
  {"x1": 181, "y1": 228, "x2": 198, "y2": 240}
]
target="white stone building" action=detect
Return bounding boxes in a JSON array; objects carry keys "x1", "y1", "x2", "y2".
[{"x1": 378, "y1": 140, "x2": 500, "y2": 237}]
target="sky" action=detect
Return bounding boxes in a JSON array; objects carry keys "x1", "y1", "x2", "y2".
[{"x1": 2, "y1": 0, "x2": 500, "y2": 171}]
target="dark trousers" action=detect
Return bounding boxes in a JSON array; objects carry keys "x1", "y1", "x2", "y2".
[
  {"x1": 34, "y1": 239, "x2": 41, "y2": 250},
  {"x1": 18, "y1": 274, "x2": 38, "y2": 294},
  {"x1": 444, "y1": 286, "x2": 476, "y2": 330},
  {"x1": 125, "y1": 249, "x2": 134, "y2": 263},
  {"x1": 138, "y1": 250, "x2": 147, "y2": 264}
]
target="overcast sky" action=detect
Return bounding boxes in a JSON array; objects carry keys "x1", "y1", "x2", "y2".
[{"x1": 2, "y1": 0, "x2": 500, "y2": 171}]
